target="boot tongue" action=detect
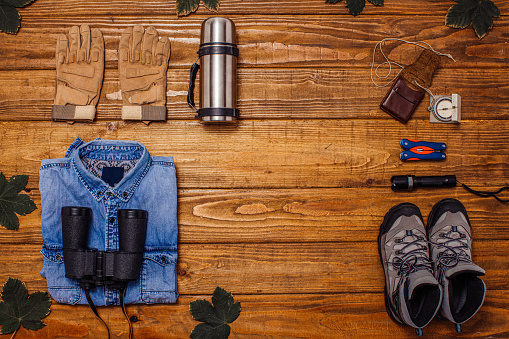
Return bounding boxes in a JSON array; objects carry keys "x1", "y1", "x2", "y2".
[
  {"x1": 445, "y1": 262, "x2": 485, "y2": 279},
  {"x1": 407, "y1": 270, "x2": 439, "y2": 300}
]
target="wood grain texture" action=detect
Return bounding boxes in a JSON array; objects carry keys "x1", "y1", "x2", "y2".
[
  {"x1": 0, "y1": 120, "x2": 508, "y2": 189},
  {"x1": 0, "y1": 292, "x2": 509, "y2": 339},
  {"x1": 1, "y1": 1, "x2": 508, "y2": 337},
  {"x1": 1, "y1": 68, "x2": 508, "y2": 121},
  {"x1": 0, "y1": 242, "x2": 506, "y2": 295},
  {"x1": 1, "y1": 188, "x2": 508, "y2": 245},
  {"x1": 17, "y1": 0, "x2": 509, "y2": 17},
  {"x1": 1, "y1": 16, "x2": 507, "y2": 70},
  {"x1": 4, "y1": 292, "x2": 509, "y2": 338}
]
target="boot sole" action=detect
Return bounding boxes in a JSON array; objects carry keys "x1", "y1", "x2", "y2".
[{"x1": 378, "y1": 203, "x2": 423, "y2": 325}]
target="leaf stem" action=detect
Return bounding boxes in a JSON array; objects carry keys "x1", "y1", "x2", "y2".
[
  {"x1": 10, "y1": 328, "x2": 18, "y2": 339},
  {"x1": 231, "y1": 328, "x2": 239, "y2": 339}
]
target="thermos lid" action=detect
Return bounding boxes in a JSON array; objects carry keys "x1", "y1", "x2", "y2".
[{"x1": 200, "y1": 17, "x2": 236, "y2": 46}]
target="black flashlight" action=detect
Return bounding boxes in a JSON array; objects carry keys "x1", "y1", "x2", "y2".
[{"x1": 391, "y1": 175, "x2": 457, "y2": 191}]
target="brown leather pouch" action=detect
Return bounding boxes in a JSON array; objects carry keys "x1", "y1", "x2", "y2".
[
  {"x1": 380, "y1": 77, "x2": 425, "y2": 123},
  {"x1": 380, "y1": 49, "x2": 441, "y2": 123}
]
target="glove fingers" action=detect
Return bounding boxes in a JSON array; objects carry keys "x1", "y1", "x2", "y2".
[
  {"x1": 79, "y1": 24, "x2": 91, "y2": 63},
  {"x1": 90, "y1": 28, "x2": 104, "y2": 63},
  {"x1": 56, "y1": 34, "x2": 69, "y2": 64},
  {"x1": 155, "y1": 38, "x2": 170, "y2": 66},
  {"x1": 68, "y1": 26, "x2": 80, "y2": 64},
  {"x1": 131, "y1": 25, "x2": 144, "y2": 63},
  {"x1": 141, "y1": 26, "x2": 157, "y2": 65},
  {"x1": 119, "y1": 26, "x2": 132, "y2": 62}
]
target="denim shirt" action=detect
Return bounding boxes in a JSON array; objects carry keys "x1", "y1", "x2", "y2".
[{"x1": 39, "y1": 138, "x2": 178, "y2": 306}]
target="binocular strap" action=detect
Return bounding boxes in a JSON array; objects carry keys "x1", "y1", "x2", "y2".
[
  {"x1": 85, "y1": 288, "x2": 111, "y2": 339},
  {"x1": 85, "y1": 286, "x2": 135, "y2": 339},
  {"x1": 121, "y1": 286, "x2": 135, "y2": 339}
]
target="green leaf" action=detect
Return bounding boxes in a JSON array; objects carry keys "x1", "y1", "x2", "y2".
[
  {"x1": 3, "y1": 0, "x2": 36, "y2": 8},
  {"x1": 446, "y1": 0, "x2": 500, "y2": 39},
  {"x1": 0, "y1": 3, "x2": 21, "y2": 34},
  {"x1": 446, "y1": 0, "x2": 478, "y2": 29},
  {"x1": 0, "y1": 172, "x2": 37, "y2": 230},
  {"x1": 325, "y1": 0, "x2": 342, "y2": 4},
  {"x1": 176, "y1": 0, "x2": 200, "y2": 16},
  {"x1": 202, "y1": 0, "x2": 220, "y2": 11},
  {"x1": 190, "y1": 323, "x2": 230, "y2": 339},
  {"x1": 368, "y1": 0, "x2": 383, "y2": 6},
  {"x1": 190, "y1": 287, "x2": 241, "y2": 339},
  {"x1": 0, "y1": 278, "x2": 51, "y2": 335},
  {"x1": 472, "y1": 0, "x2": 500, "y2": 39},
  {"x1": 346, "y1": 0, "x2": 365, "y2": 16}
]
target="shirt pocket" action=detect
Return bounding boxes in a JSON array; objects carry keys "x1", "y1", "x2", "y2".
[
  {"x1": 140, "y1": 249, "x2": 178, "y2": 304},
  {"x1": 40, "y1": 246, "x2": 82, "y2": 304}
]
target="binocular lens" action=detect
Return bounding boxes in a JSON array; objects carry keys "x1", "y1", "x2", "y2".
[
  {"x1": 62, "y1": 206, "x2": 91, "y2": 250},
  {"x1": 118, "y1": 209, "x2": 147, "y2": 253}
]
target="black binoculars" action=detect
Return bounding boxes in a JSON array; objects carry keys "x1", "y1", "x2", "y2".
[{"x1": 62, "y1": 207, "x2": 147, "y2": 290}]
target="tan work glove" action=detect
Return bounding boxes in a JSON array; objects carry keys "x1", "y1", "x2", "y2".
[
  {"x1": 118, "y1": 26, "x2": 170, "y2": 121},
  {"x1": 53, "y1": 25, "x2": 104, "y2": 122}
]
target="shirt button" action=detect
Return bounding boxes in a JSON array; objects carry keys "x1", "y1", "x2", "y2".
[
  {"x1": 161, "y1": 256, "x2": 167, "y2": 263},
  {"x1": 109, "y1": 217, "x2": 115, "y2": 224},
  {"x1": 123, "y1": 192, "x2": 128, "y2": 198},
  {"x1": 55, "y1": 254, "x2": 62, "y2": 261},
  {"x1": 97, "y1": 191, "x2": 102, "y2": 196},
  {"x1": 108, "y1": 191, "x2": 113, "y2": 197}
]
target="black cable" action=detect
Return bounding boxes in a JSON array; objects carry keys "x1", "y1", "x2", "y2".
[
  {"x1": 459, "y1": 181, "x2": 509, "y2": 203},
  {"x1": 120, "y1": 285, "x2": 134, "y2": 339},
  {"x1": 85, "y1": 289, "x2": 110, "y2": 339}
]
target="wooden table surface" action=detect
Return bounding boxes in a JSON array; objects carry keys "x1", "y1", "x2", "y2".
[{"x1": 1, "y1": 0, "x2": 508, "y2": 338}]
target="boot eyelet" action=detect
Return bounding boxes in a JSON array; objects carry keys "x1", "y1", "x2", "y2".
[
  {"x1": 395, "y1": 250, "x2": 401, "y2": 255},
  {"x1": 395, "y1": 239, "x2": 401, "y2": 243}
]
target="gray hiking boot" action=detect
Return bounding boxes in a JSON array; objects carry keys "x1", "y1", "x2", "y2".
[
  {"x1": 379, "y1": 203, "x2": 442, "y2": 336},
  {"x1": 427, "y1": 198, "x2": 486, "y2": 333}
]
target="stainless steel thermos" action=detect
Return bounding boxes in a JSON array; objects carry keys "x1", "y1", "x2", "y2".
[{"x1": 187, "y1": 17, "x2": 239, "y2": 123}]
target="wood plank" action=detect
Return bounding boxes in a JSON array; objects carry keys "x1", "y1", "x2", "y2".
[
  {"x1": 1, "y1": 68, "x2": 508, "y2": 121},
  {"x1": 0, "y1": 120, "x2": 508, "y2": 189},
  {"x1": 0, "y1": 242, "x2": 507, "y2": 294},
  {"x1": 1, "y1": 16, "x2": 507, "y2": 70},
  {"x1": 6, "y1": 292, "x2": 509, "y2": 338},
  {"x1": 18, "y1": 0, "x2": 509, "y2": 17},
  {"x1": 2, "y1": 188, "x2": 508, "y2": 245}
]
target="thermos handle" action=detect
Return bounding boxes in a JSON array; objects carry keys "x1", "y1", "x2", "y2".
[{"x1": 187, "y1": 62, "x2": 200, "y2": 111}]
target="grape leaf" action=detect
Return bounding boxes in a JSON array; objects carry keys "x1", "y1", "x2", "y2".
[
  {"x1": 346, "y1": 0, "x2": 365, "y2": 16},
  {"x1": 0, "y1": 278, "x2": 51, "y2": 335},
  {"x1": 202, "y1": 0, "x2": 220, "y2": 12},
  {"x1": 446, "y1": 0, "x2": 500, "y2": 39},
  {"x1": 3, "y1": 0, "x2": 35, "y2": 7},
  {"x1": 176, "y1": 0, "x2": 200, "y2": 16},
  {"x1": 190, "y1": 287, "x2": 241, "y2": 339},
  {"x1": 326, "y1": 0, "x2": 383, "y2": 16},
  {"x1": 0, "y1": 0, "x2": 36, "y2": 34},
  {"x1": 0, "y1": 172, "x2": 37, "y2": 230}
]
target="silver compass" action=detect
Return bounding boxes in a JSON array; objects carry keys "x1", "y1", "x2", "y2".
[{"x1": 429, "y1": 94, "x2": 461, "y2": 123}]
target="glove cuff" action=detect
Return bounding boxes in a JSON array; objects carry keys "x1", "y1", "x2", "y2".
[
  {"x1": 122, "y1": 106, "x2": 167, "y2": 122},
  {"x1": 52, "y1": 105, "x2": 96, "y2": 122}
]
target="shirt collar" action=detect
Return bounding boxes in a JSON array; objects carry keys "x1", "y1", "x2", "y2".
[{"x1": 71, "y1": 139, "x2": 151, "y2": 202}]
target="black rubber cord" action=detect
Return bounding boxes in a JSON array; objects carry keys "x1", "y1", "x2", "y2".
[
  {"x1": 85, "y1": 289, "x2": 110, "y2": 339},
  {"x1": 460, "y1": 182, "x2": 509, "y2": 203}
]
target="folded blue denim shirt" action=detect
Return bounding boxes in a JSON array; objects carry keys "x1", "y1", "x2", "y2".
[{"x1": 39, "y1": 138, "x2": 178, "y2": 305}]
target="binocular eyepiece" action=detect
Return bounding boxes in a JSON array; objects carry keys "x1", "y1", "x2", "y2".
[{"x1": 62, "y1": 207, "x2": 147, "y2": 290}]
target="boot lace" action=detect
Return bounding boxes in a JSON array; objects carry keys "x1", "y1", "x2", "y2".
[
  {"x1": 389, "y1": 231, "x2": 434, "y2": 288},
  {"x1": 433, "y1": 226, "x2": 473, "y2": 282}
]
